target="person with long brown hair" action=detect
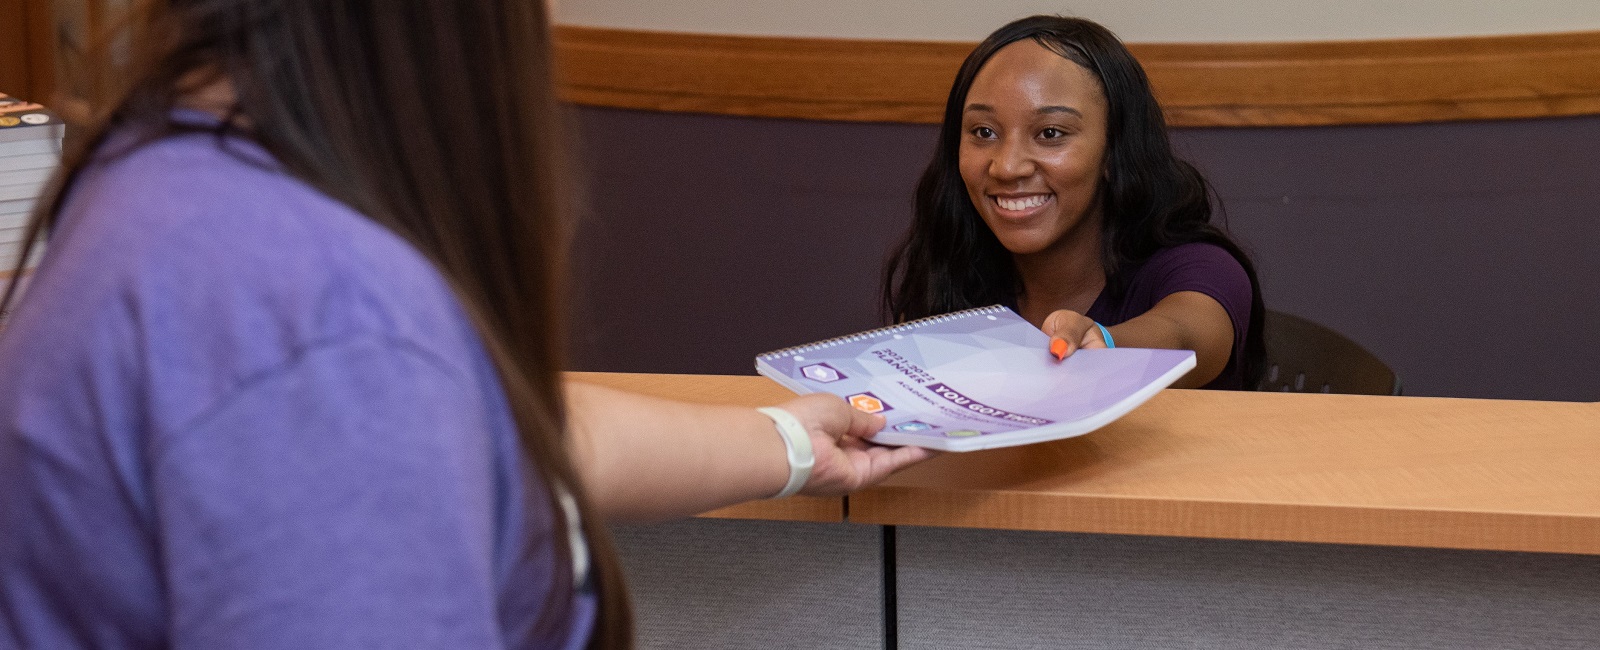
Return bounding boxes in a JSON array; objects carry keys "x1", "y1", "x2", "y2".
[{"x1": 0, "y1": 1, "x2": 930, "y2": 647}]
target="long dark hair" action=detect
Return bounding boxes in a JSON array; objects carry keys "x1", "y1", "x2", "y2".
[
  {"x1": 0, "y1": 0, "x2": 630, "y2": 645},
  {"x1": 882, "y1": 15, "x2": 1266, "y2": 388}
]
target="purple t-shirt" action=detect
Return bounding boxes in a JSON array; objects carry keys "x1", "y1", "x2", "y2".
[
  {"x1": 0, "y1": 127, "x2": 593, "y2": 648},
  {"x1": 1085, "y1": 243, "x2": 1254, "y2": 390}
]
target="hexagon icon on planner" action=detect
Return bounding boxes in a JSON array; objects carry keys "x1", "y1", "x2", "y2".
[
  {"x1": 893, "y1": 420, "x2": 933, "y2": 432},
  {"x1": 846, "y1": 392, "x2": 890, "y2": 414},
  {"x1": 799, "y1": 363, "x2": 846, "y2": 383}
]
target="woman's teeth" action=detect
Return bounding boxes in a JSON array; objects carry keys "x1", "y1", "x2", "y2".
[{"x1": 996, "y1": 194, "x2": 1050, "y2": 211}]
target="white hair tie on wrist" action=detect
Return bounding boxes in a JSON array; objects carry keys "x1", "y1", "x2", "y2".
[{"x1": 756, "y1": 406, "x2": 815, "y2": 499}]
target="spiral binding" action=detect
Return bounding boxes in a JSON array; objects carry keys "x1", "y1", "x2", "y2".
[{"x1": 756, "y1": 304, "x2": 1009, "y2": 360}]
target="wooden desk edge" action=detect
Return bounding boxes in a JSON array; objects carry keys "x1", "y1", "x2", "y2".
[
  {"x1": 570, "y1": 372, "x2": 1600, "y2": 549},
  {"x1": 849, "y1": 488, "x2": 1600, "y2": 556},
  {"x1": 697, "y1": 496, "x2": 844, "y2": 522}
]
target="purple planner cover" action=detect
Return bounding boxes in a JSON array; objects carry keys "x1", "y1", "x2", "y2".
[{"x1": 755, "y1": 306, "x2": 1196, "y2": 451}]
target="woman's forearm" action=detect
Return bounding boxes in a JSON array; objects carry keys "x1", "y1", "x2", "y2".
[{"x1": 564, "y1": 381, "x2": 790, "y2": 523}]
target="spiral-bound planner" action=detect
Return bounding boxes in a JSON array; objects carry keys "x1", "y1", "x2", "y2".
[{"x1": 755, "y1": 305, "x2": 1196, "y2": 451}]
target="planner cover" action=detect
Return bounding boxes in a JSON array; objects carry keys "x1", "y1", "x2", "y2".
[{"x1": 755, "y1": 305, "x2": 1195, "y2": 451}]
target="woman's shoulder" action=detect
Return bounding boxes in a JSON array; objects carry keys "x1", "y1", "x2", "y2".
[
  {"x1": 1101, "y1": 241, "x2": 1252, "y2": 323},
  {"x1": 1129, "y1": 242, "x2": 1250, "y2": 291},
  {"x1": 72, "y1": 132, "x2": 396, "y2": 271},
  {"x1": 62, "y1": 132, "x2": 460, "y2": 334},
  {"x1": 1142, "y1": 241, "x2": 1244, "y2": 270},
  {"x1": 13, "y1": 132, "x2": 486, "y2": 425}
]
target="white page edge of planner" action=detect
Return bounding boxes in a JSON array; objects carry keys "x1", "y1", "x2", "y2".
[
  {"x1": 865, "y1": 350, "x2": 1195, "y2": 452},
  {"x1": 756, "y1": 347, "x2": 1197, "y2": 452}
]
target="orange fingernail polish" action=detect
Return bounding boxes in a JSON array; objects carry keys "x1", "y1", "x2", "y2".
[{"x1": 1049, "y1": 337, "x2": 1068, "y2": 360}]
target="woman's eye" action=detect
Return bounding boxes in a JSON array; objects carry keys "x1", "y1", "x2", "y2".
[
  {"x1": 1040, "y1": 127, "x2": 1064, "y2": 139},
  {"x1": 970, "y1": 126, "x2": 995, "y2": 139}
]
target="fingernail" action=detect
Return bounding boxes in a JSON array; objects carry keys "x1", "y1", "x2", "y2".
[{"x1": 1049, "y1": 337, "x2": 1068, "y2": 360}]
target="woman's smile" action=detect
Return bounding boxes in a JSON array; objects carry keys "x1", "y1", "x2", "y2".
[{"x1": 991, "y1": 192, "x2": 1055, "y2": 218}]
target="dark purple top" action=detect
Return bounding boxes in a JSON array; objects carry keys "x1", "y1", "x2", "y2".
[
  {"x1": 0, "y1": 125, "x2": 593, "y2": 648},
  {"x1": 1085, "y1": 243, "x2": 1255, "y2": 390}
]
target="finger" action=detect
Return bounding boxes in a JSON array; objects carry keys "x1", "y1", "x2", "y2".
[
  {"x1": 1079, "y1": 328, "x2": 1108, "y2": 349},
  {"x1": 1045, "y1": 309, "x2": 1075, "y2": 360},
  {"x1": 1040, "y1": 310, "x2": 1072, "y2": 338},
  {"x1": 846, "y1": 409, "x2": 886, "y2": 439},
  {"x1": 837, "y1": 435, "x2": 873, "y2": 451},
  {"x1": 1041, "y1": 310, "x2": 1094, "y2": 360},
  {"x1": 808, "y1": 441, "x2": 934, "y2": 496},
  {"x1": 856, "y1": 444, "x2": 937, "y2": 486},
  {"x1": 884, "y1": 444, "x2": 936, "y2": 468},
  {"x1": 1050, "y1": 336, "x2": 1070, "y2": 360}
]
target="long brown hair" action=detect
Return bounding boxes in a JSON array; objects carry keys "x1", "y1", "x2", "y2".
[{"x1": 0, "y1": 0, "x2": 631, "y2": 645}]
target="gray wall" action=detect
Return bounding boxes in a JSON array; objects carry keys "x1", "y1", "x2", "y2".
[
  {"x1": 613, "y1": 518, "x2": 1600, "y2": 649},
  {"x1": 568, "y1": 107, "x2": 1600, "y2": 401},
  {"x1": 897, "y1": 526, "x2": 1600, "y2": 649},
  {"x1": 614, "y1": 518, "x2": 883, "y2": 649}
]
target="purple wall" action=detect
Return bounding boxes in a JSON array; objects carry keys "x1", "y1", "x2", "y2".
[{"x1": 568, "y1": 106, "x2": 1600, "y2": 402}]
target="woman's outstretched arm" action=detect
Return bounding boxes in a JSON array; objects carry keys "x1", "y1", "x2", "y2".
[
  {"x1": 565, "y1": 381, "x2": 935, "y2": 523},
  {"x1": 1042, "y1": 290, "x2": 1236, "y2": 388}
]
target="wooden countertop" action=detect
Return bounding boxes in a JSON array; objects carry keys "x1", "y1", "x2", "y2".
[{"x1": 569, "y1": 372, "x2": 1600, "y2": 554}]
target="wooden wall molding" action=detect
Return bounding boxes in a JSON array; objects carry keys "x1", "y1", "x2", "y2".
[
  {"x1": 553, "y1": 26, "x2": 1600, "y2": 127},
  {"x1": 0, "y1": 0, "x2": 57, "y2": 102}
]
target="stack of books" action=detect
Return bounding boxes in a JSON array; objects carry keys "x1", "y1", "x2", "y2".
[{"x1": 1, "y1": 92, "x2": 65, "y2": 272}]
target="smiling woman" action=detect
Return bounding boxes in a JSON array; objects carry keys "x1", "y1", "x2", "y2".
[
  {"x1": 882, "y1": 15, "x2": 1266, "y2": 390},
  {"x1": 958, "y1": 44, "x2": 1108, "y2": 265}
]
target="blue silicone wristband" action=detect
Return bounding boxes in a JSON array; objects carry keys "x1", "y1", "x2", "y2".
[{"x1": 1094, "y1": 322, "x2": 1116, "y2": 348}]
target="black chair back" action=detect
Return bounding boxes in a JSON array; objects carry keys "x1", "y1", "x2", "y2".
[{"x1": 1258, "y1": 310, "x2": 1401, "y2": 395}]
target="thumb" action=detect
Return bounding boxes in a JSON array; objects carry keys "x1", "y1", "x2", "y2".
[{"x1": 847, "y1": 408, "x2": 887, "y2": 440}]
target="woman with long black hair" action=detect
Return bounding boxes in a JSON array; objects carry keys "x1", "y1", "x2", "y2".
[
  {"x1": 883, "y1": 15, "x2": 1266, "y2": 389},
  {"x1": 0, "y1": 1, "x2": 928, "y2": 647}
]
